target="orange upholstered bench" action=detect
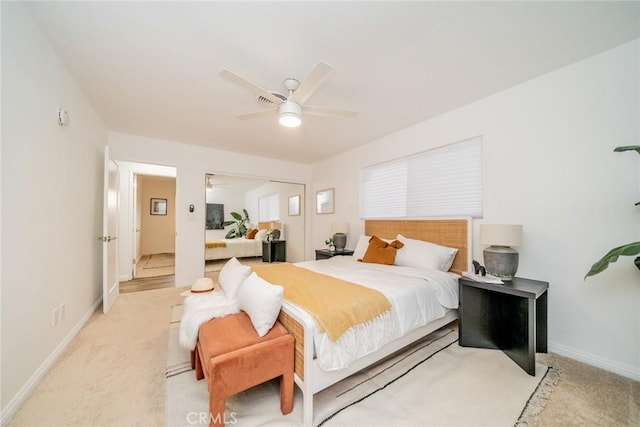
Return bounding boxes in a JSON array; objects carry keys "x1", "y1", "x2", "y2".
[{"x1": 192, "y1": 311, "x2": 294, "y2": 427}]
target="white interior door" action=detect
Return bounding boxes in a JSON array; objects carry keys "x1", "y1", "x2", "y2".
[
  {"x1": 132, "y1": 173, "x2": 141, "y2": 278},
  {"x1": 102, "y1": 146, "x2": 119, "y2": 313}
]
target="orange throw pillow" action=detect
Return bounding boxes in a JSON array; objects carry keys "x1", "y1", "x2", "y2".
[
  {"x1": 245, "y1": 229, "x2": 258, "y2": 239},
  {"x1": 358, "y1": 236, "x2": 405, "y2": 265}
]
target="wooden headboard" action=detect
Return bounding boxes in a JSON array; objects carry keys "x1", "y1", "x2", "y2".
[
  {"x1": 257, "y1": 221, "x2": 271, "y2": 230},
  {"x1": 364, "y1": 218, "x2": 471, "y2": 274}
]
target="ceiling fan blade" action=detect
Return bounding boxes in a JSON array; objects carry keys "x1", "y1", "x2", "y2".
[
  {"x1": 220, "y1": 69, "x2": 283, "y2": 105},
  {"x1": 304, "y1": 105, "x2": 358, "y2": 119},
  {"x1": 236, "y1": 108, "x2": 278, "y2": 120},
  {"x1": 291, "y1": 61, "x2": 334, "y2": 105}
]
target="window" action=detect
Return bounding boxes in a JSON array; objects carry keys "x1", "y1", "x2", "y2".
[
  {"x1": 259, "y1": 193, "x2": 280, "y2": 221},
  {"x1": 360, "y1": 136, "x2": 482, "y2": 218}
]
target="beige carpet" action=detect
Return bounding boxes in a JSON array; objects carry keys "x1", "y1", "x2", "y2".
[
  {"x1": 535, "y1": 352, "x2": 640, "y2": 426},
  {"x1": 166, "y1": 306, "x2": 552, "y2": 426},
  {"x1": 7, "y1": 287, "x2": 184, "y2": 426},
  {"x1": 6, "y1": 286, "x2": 639, "y2": 427}
]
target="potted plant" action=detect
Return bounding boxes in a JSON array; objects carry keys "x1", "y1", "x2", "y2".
[
  {"x1": 325, "y1": 236, "x2": 335, "y2": 252},
  {"x1": 222, "y1": 209, "x2": 250, "y2": 239},
  {"x1": 585, "y1": 146, "x2": 640, "y2": 278}
]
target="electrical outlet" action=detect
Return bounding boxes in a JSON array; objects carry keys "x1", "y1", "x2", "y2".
[
  {"x1": 59, "y1": 303, "x2": 66, "y2": 321},
  {"x1": 52, "y1": 307, "x2": 59, "y2": 326}
]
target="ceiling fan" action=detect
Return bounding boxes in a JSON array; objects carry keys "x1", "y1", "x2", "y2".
[
  {"x1": 220, "y1": 61, "x2": 357, "y2": 128},
  {"x1": 205, "y1": 175, "x2": 229, "y2": 190}
]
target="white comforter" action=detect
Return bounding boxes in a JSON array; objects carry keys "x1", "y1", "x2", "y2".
[
  {"x1": 290, "y1": 256, "x2": 459, "y2": 371},
  {"x1": 205, "y1": 238, "x2": 262, "y2": 260}
]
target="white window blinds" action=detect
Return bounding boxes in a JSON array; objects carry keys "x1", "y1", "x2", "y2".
[
  {"x1": 259, "y1": 193, "x2": 280, "y2": 221},
  {"x1": 360, "y1": 136, "x2": 482, "y2": 218}
]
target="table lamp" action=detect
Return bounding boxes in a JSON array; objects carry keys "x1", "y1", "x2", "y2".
[
  {"x1": 269, "y1": 221, "x2": 282, "y2": 240},
  {"x1": 479, "y1": 224, "x2": 523, "y2": 280},
  {"x1": 331, "y1": 222, "x2": 349, "y2": 251}
]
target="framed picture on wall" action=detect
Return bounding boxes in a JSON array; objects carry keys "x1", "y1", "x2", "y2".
[
  {"x1": 150, "y1": 198, "x2": 167, "y2": 215},
  {"x1": 288, "y1": 195, "x2": 300, "y2": 216},
  {"x1": 316, "y1": 188, "x2": 334, "y2": 214}
]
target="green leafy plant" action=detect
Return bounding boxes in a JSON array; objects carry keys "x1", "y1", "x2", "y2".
[
  {"x1": 222, "y1": 209, "x2": 250, "y2": 239},
  {"x1": 325, "y1": 236, "x2": 334, "y2": 247},
  {"x1": 585, "y1": 146, "x2": 640, "y2": 279}
]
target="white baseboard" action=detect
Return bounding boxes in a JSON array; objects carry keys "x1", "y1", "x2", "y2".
[
  {"x1": 548, "y1": 340, "x2": 640, "y2": 381},
  {"x1": 0, "y1": 296, "x2": 103, "y2": 426}
]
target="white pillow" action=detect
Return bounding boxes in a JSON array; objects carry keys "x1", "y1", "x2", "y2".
[
  {"x1": 352, "y1": 234, "x2": 371, "y2": 260},
  {"x1": 237, "y1": 272, "x2": 284, "y2": 337},
  {"x1": 255, "y1": 229, "x2": 268, "y2": 241},
  {"x1": 218, "y1": 257, "x2": 251, "y2": 299},
  {"x1": 395, "y1": 234, "x2": 458, "y2": 271}
]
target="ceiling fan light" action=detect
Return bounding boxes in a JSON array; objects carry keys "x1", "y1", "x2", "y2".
[
  {"x1": 279, "y1": 101, "x2": 302, "y2": 128},
  {"x1": 279, "y1": 112, "x2": 301, "y2": 127}
]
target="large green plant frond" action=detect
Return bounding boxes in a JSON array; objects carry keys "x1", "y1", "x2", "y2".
[
  {"x1": 613, "y1": 145, "x2": 640, "y2": 155},
  {"x1": 585, "y1": 242, "x2": 640, "y2": 279},
  {"x1": 222, "y1": 210, "x2": 251, "y2": 239}
]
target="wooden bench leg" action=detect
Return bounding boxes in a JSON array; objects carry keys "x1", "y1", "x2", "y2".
[
  {"x1": 208, "y1": 395, "x2": 226, "y2": 427},
  {"x1": 194, "y1": 344, "x2": 204, "y2": 381},
  {"x1": 280, "y1": 372, "x2": 294, "y2": 415}
]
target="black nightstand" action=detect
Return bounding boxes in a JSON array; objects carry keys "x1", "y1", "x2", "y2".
[
  {"x1": 262, "y1": 240, "x2": 286, "y2": 263},
  {"x1": 315, "y1": 249, "x2": 355, "y2": 260},
  {"x1": 458, "y1": 276, "x2": 548, "y2": 376}
]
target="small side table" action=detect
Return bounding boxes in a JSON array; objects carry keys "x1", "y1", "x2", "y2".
[
  {"x1": 262, "y1": 240, "x2": 286, "y2": 263},
  {"x1": 315, "y1": 249, "x2": 354, "y2": 260},
  {"x1": 458, "y1": 276, "x2": 548, "y2": 375}
]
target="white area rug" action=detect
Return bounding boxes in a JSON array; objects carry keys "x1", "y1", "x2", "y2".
[{"x1": 166, "y1": 305, "x2": 556, "y2": 426}]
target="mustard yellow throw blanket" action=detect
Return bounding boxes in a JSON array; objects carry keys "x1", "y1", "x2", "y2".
[
  {"x1": 205, "y1": 240, "x2": 227, "y2": 249},
  {"x1": 252, "y1": 263, "x2": 391, "y2": 342}
]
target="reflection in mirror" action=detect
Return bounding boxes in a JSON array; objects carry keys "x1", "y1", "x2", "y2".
[
  {"x1": 259, "y1": 193, "x2": 280, "y2": 223},
  {"x1": 316, "y1": 188, "x2": 334, "y2": 214},
  {"x1": 205, "y1": 203, "x2": 224, "y2": 230},
  {"x1": 288, "y1": 195, "x2": 300, "y2": 216},
  {"x1": 204, "y1": 174, "x2": 306, "y2": 276}
]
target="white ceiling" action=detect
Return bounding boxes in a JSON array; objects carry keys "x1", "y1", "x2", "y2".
[{"x1": 26, "y1": 1, "x2": 639, "y2": 164}]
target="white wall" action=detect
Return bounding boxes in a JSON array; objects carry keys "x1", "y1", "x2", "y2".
[
  {"x1": 310, "y1": 40, "x2": 640, "y2": 379},
  {"x1": 1, "y1": 2, "x2": 108, "y2": 421},
  {"x1": 108, "y1": 132, "x2": 312, "y2": 287}
]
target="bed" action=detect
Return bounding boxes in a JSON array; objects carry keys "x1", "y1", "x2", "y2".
[
  {"x1": 272, "y1": 218, "x2": 471, "y2": 426},
  {"x1": 204, "y1": 222, "x2": 270, "y2": 261}
]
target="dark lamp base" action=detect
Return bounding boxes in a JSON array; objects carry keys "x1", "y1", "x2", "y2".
[
  {"x1": 333, "y1": 233, "x2": 347, "y2": 252},
  {"x1": 483, "y1": 246, "x2": 519, "y2": 281}
]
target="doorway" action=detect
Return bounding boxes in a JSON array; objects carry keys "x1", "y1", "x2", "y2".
[
  {"x1": 133, "y1": 174, "x2": 176, "y2": 279},
  {"x1": 116, "y1": 161, "x2": 177, "y2": 293}
]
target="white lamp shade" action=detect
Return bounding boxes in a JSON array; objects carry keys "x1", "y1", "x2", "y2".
[
  {"x1": 479, "y1": 224, "x2": 522, "y2": 247},
  {"x1": 331, "y1": 222, "x2": 349, "y2": 234},
  {"x1": 279, "y1": 102, "x2": 302, "y2": 127},
  {"x1": 279, "y1": 113, "x2": 301, "y2": 128},
  {"x1": 270, "y1": 221, "x2": 282, "y2": 230}
]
